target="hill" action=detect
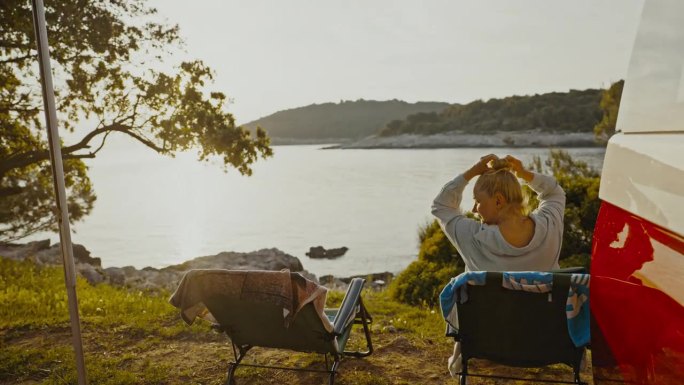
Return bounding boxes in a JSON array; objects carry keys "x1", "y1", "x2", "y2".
[
  {"x1": 379, "y1": 88, "x2": 603, "y2": 137},
  {"x1": 243, "y1": 99, "x2": 449, "y2": 143}
]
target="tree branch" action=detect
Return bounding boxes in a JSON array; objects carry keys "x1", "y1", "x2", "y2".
[
  {"x1": 0, "y1": 121, "x2": 167, "y2": 178},
  {"x1": 0, "y1": 54, "x2": 34, "y2": 64}
]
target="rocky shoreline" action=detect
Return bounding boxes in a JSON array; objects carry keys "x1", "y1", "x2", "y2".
[
  {"x1": 0, "y1": 240, "x2": 393, "y2": 292},
  {"x1": 325, "y1": 130, "x2": 600, "y2": 149}
]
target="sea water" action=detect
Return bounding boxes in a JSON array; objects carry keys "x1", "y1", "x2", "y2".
[{"x1": 26, "y1": 142, "x2": 604, "y2": 277}]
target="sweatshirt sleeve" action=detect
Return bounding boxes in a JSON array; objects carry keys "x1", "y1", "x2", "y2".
[
  {"x1": 527, "y1": 172, "x2": 566, "y2": 227},
  {"x1": 431, "y1": 174, "x2": 481, "y2": 253}
]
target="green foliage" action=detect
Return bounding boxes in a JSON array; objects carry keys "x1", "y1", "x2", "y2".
[
  {"x1": 0, "y1": 0, "x2": 272, "y2": 241},
  {"x1": 0, "y1": 258, "x2": 176, "y2": 329},
  {"x1": 593, "y1": 80, "x2": 624, "y2": 143},
  {"x1": 362, "y1": 289, "x2": 446, "y2": 338},
  {"x1": 378, "y1": 89, "x2": 603, "y2": 137},
  {"x1": 529, "y1": 150, "x2": 600, "y2": 270},
  {"x1": 244, "y1": 99, "x2": 449, "y2": 140},
  {"x1": 389, "y1": 221, "x2": 462, "y2": 307}
]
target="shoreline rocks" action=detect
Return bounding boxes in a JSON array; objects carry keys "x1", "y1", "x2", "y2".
[
  {"x1": 0, "y1": 240, "x2": 315, "y2": 292},
  {"x1": 1, "y1": 240, "x2": 392, "y2": 292},
  {"x1": 325, "y1": 130, "x2": 601, "y2": 149},
  {"x1": 320, "y1": 271, "x2": 394, "y2": 291}
]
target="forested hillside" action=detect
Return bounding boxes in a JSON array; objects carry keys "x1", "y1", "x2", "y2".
[
  {"x1": 379, "y1": 89, "x2": 603, "y2": 136},
  {"x1": 244, "y1": 99, "x2": 449, "y2": 141}
]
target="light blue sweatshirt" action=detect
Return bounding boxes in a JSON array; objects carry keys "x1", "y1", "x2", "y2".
[{"x1": 431, "y1": 172, "x2": 565, "y2": 272}]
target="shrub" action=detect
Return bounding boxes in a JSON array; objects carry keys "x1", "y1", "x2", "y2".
[
  {"x1": 529, "y1": 149, "x2": 600, "y2": 270},
  {"x1": 389, "y1": 221, "x2": 462, "y2": 307}
]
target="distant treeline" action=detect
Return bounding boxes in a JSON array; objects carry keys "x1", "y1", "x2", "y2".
[
  {"x1": 244, "y1": 99, "x2": 449, "y2": 140},
  {"x1": 379, "y1": 89, "x2": 603, "y2": 137}
]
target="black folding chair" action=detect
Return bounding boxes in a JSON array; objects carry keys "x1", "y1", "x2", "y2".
[
  {"x1": 174, "y1": 271, "x2": 372, "y2": 385},
  {"x1": 445, "y1": 271, "x2": 588, "y2": 384}
]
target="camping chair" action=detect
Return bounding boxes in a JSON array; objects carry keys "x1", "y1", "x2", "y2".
[
  {"x1": 445, "y1": 270, "x2": 588, "y2": 385},
  {"x1": 170, "y1": 270, "x2": 373, "y2": 385}
]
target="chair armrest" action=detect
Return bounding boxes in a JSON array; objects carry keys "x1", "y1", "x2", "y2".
[{"x1": 333, "y1": 278, "x2": 366, "y2": 336}]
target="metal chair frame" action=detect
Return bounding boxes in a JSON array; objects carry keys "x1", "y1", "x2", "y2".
[{"x1": 220, "y1": 279, "x2": 373, "y2": 385}]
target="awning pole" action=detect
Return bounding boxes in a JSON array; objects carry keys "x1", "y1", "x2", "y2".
[{"x1": 30, "y1": 0, "x2": 87, "y2": 384}]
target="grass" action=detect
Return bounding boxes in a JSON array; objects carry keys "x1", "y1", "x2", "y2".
[{"x1": 0, "y1": 258, "x2": 592, "y2": 384}]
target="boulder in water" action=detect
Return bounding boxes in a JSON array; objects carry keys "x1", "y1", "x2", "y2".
[{"x1": 306, "y1": 246, "x2": 348, "y2": 259}]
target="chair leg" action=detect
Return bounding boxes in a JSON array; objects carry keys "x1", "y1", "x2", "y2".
[
  {"x1": 328, "y1": 357, "x2": 340, "y2": 385},
  {"x1": 343, "y1": 300, "x2": 374, "y2": 358},
  {"x1": 225, "y1": 343, "x2": 250, "y2": 385},
  {"x1": 225, "y1": 363, "x2": 237, "y2": 385},
  {"x1": 359, "y1": 302, "x2": 373, "y2": 356},
  {"x1": 460, "y1": 358, "x2": 468, "y2": 385},
  {"x1": 574, "y1": 368, "x2": 585, "y2": 385}
]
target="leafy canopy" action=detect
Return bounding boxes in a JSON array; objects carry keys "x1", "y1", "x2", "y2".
[
  {"x1": 593, "y1": 79, "x2": 624, "y2": 142},
  {"x1": 379, "y1": 89, "x2": 603, "y2": 137},
  {"x1": 0, "y1": 0, "x2": 272, "y2": 241}
]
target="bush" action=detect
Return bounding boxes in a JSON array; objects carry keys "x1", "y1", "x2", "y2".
[
  {"x1": 389, "y1": 221, "x2": 462, "y2": 307},
  {"x1": 529, "y1": 149, "x2": 600, "y2": 270}
]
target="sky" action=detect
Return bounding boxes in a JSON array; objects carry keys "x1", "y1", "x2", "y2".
[{"x1": 146, "y1": 0, "x2": 645, "y2": 125}]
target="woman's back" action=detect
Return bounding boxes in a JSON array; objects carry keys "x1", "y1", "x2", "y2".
[
  {"x1": 431, "y1": 154, "x2": 566, "y2": 272},
  {"x1": 498, "y1": 216, "x2": 535, "y2": 248}
]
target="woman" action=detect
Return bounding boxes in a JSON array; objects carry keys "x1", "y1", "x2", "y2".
[{"x1": 432, "y1": 154, "x2": 565, "y2": 271}]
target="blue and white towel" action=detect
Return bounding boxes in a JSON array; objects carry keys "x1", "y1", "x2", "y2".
[
  {"x1": 439, "y1": 271, "x2": 487, "y2": 378},
  {"x1": 566, "y1": 273, "x2": 590, "y2": 347},
  {"x1": 439, "y1": 271, "x2": 486, "y2": 328},
  {"x1": 501, "y1": 271, "x2": 554, "y2": 293}
]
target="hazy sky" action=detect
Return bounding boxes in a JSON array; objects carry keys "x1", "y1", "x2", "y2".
[{"x1": 147, "y1": 0, "x2": 645, "y2": 124}]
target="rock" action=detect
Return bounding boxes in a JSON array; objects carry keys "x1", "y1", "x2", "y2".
[
  {"x1": 320, "y1": 271, "x2": 394, "y2": 291},
  {"x1": 104, "y1": 267, "x2": 126, "y2": 286},
  {"x1": 306, "y1": 246, "x2": 348, "y2": 259},
  {"x1": 30, "y1": 242, "x2": 101, "y2": 267},
  {"x1": 77, "y1": 263, "x2": 105, "y2": 285},
  {"x1": 0, "y1": 239, "x2": 51, "y2": 261},
  {"x1": 163, "y1": 248, "x2": 305, "y2": 272},
  {"x1": 2, "y1": 241, "x2": 315, "y2": 292},
  {"x1": 336, "y1": 130, "x2": 600, "y2": 149},
  {"x1": 319, "y1": 275, "x2": 347, "y2": 290},
  {"x1": 71, "y1": 244, "x2": 102, "y2": 267},
  {"x1": 98, "y1": 248, "x2": 315, "y2": 291}
]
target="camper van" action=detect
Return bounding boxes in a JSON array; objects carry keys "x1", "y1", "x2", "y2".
[{"x1": 590, "y1": 0, "x2": 684, "y2": 383}]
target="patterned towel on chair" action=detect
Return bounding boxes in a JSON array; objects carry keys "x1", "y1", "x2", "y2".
[
  {"x1": 501, "y1": 271, "x2": 553, "y2": 293},
  {"x1": 566, "y1": 273, "x2": 590, "y2": 347},
  {"x1": 439, "y1": 271, "x2": 487, "y2": 378},
  {"x1": 439, "y1": 271, "x2": 486, "y2": 329},
  {"x1": 501, "y1": 271, "x2": 590, "y2": 347},
  {"x1": 169, "y1": 269, "x2": 332, "y2": 332}
]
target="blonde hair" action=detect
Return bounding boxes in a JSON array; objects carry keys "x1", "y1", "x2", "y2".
[{"x1": 474, "y1": 159, "x2": 529, "y2": 215}]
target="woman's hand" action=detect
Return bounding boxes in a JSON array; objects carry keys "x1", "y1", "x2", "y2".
[
  {"x1": 505, "y1": 155, "x2": 534, "y2": 182},
  {"x1": 464, "y1": 154, "x2": 498, "y2": 181}
]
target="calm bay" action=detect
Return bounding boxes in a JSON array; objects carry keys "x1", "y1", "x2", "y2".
[{"x1": 27, "y1": 143, "x2": 605, "y2": 277}]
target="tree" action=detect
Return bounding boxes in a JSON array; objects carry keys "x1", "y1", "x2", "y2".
[
  {"x1": 593, "y1": 80, "x2": 624, "y2": 142},
  {"x1": 0, "y1": 0, "x2": 272, "y2": 241}
]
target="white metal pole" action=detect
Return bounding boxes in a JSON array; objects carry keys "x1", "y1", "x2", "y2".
[{"x1": 30, "y1": 0, "x2": 87, "y2": 384}]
